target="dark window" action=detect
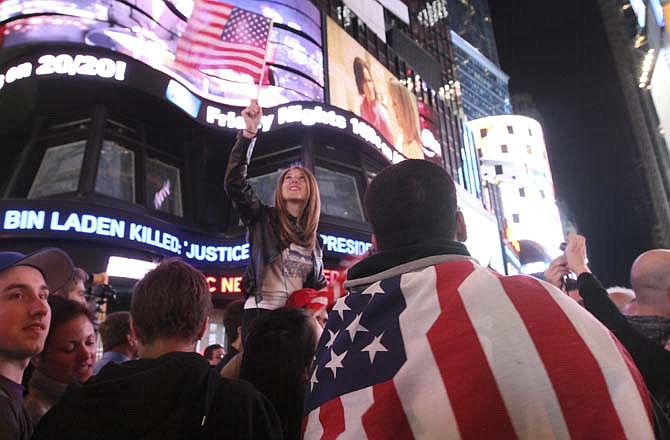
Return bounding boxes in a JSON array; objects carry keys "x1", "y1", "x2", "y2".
[
  {"x1": 512, "y1": 213, "x2": 520, "y2": 223},
  {"x1": 501, "y1": 144, "x2": 508, "y2": 153},
  {"x1": 494, "y1": 164, "x2": 503, "y2": 175},
  {"x1": 507, "y1": 125, "x2": 514, "y2": 134},
  {"x1": 315, "y1": 165, "x2": 364, "y2": 222},
  {"x1": 540, "y1": 190, "x2": 546, "y2": 199},
  {"x1": 519, "y1": 188, "x2": 526, "y2": 198},
  {"x1": 146, "y1": 158, "x2": 183, "y2": 217},
  {"x1": 247, "y1": 170, "x2": 284, "y2": 206},
  {"x1": 480, "y1": 128, "x2": 488, "y2": 138},
  {"x1": 526, "y1": 145, "x2": 533, "y2": 154},
  {"x1": 95, "y1": 140, "x2": 136, "y2": 203},
  {"x1": 528, "y1": 128, "x2": 533, "y2": 136},
  {"x1": 29, "y1": 140, "x2": 86, "y2": 198}
]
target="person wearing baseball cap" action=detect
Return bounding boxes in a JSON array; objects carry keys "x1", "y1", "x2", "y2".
[{"x1": 0, "y1": 248, "x2": 73, "y2": 440}]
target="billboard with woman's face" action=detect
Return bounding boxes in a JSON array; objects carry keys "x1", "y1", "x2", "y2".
[{"x1": 326, "y1": 17, "x2": 442, "y2": 162}]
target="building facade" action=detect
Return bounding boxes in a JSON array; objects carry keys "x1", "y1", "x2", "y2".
[
  {"x1": 468, "y1": 115, "x2": 565, "y2": 274},
  {"x1": 451, "y1": 30, "x2": 512, "y2": 121},
  {"x1": 598, "y1": 0, "x2": 670, "y2": 247}
]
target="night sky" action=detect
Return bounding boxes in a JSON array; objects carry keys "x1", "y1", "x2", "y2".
[{"x1": 489, "y1": 0, "x2": 651, "y2": 286}]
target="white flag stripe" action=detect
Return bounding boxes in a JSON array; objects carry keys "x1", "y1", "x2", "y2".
[
  {"x1": 461, "y1": 269, "x2": 570, "y2": 439},
  {"x1": 541, "y1": 282, "x2": 655, "y2": 440},
  {"x1": 179, "y1": 32, "x2": 267, "y2": 57},
  {"x1": 340, "y1": 387, "x2": 374, "y2": 439},
  {"x1": 395, "y1": 268, "x2": 462, "y2": 440},
  {"x1": 303, "y1": 407, "x2": 324, "y2": 440}
]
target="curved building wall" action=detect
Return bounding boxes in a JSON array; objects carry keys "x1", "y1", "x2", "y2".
[{"x1": 468, "y1": 115, "x2": 564, "y2": 262}]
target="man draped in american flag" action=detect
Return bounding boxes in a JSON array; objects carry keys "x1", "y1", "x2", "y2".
[
  {"x1": 303, "y1": 159, "x2": 657, "y2": 439},
  {"x1": 175, "y1": 0, "x2": 272, "y2": 83}
]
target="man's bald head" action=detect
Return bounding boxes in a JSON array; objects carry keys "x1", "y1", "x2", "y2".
[{"x1": 630, "y1": 249, "x2": 670, "y2": 316}]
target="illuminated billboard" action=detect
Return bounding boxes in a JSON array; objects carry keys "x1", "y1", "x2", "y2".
[
  {"x1": 0, "y1": 0, "x2": 324, "y2": 107},
  {"x1": 326, "y1": 16, "x2": 442, "y2": 161}
]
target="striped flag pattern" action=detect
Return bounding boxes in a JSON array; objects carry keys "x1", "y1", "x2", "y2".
[
  {"x1": 303, "y1": 258, "x2": 655, "y2": 439},
  {"x1": 175, "y1": 0, "x2": 272, "y2": 82}
]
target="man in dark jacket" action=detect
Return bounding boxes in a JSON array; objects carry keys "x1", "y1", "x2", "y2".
[
  {"x1": 0, "y1": 248, "x2": 73, "y2": 440},
  {"x1": 33, "y1": 259, "x2": 282, "y2": 440}
]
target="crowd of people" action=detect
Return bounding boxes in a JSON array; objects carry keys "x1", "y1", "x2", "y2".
[{"x1": 1, "y1": 100, "x2": 670, "y2": 439}]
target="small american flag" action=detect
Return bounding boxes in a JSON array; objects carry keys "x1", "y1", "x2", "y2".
[
  {"x1": 175, "y1": 0, "x2": 272, "y2": 82},
  {"x1": 303, "y1": 258, "x2": 655, "y2": 439}
]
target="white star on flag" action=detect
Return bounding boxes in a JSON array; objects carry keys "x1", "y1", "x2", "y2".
[
  {"x1": 332, "y1": 298, "x2": 351, "y2": 320},
  {"x1": 325, "y1": 349, "x2": 347, "y2": 378},
  {"x1": 346, "y1": 313, "x2": 369, "y2": 342},
  {"x1": 361, "y1": 284, "x2": 385, "y2": 302},
  {"x1": 325, "y1": 329, "x2": 339, "y2": 349},
  {"x1": 362, "y1": 332, "x2": 388, "y2": 363},
  {"x1": 310, "y1": 367, "x2": 319, "y2": 391}
]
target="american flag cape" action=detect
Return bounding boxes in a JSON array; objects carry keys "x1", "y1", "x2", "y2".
[
  {"x1": 303, "y1": 257, "x2": 655, "y2": 439},
  {"x1": 175, "y1": 0, "x2": 272, "y2": 82}
]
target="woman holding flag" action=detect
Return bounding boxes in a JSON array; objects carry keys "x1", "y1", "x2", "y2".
[{"x1": 224, "y1": 100, "x2": 326, "y2": 337}]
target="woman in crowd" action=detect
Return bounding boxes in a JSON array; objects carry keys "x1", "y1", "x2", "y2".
[
  {"x1": 239, "y1": 307, "x2": 321, "y2": 440},
  {"x1": 24, "y1": 295, "x2": 96, "y2": 424},
  {"x1": 352, "y1": 57, "x2": 394, "y2": 143},
  {"x1": 387, "y1": 78, "x2": 424, "y2": 159},
  {"x1": 224, "y1": 99, "x2": 326, "y2": 337}
]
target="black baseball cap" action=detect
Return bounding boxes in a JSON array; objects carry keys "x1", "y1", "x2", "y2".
[{"x1": 0, "y1": 248, "x2": 74, "y2": 292}]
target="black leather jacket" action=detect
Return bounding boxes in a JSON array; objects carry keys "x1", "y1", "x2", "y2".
[{"x1": 224, "y1": 133, "x2": 326, "y2": 303}]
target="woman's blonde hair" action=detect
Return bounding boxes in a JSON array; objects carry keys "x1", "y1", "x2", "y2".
[
  {"x1": 388, "y1": 79, "x2": 422, "y2": 146},
  {"x1": 274, "y1": 166, "x2": 321, "y2": 249}
]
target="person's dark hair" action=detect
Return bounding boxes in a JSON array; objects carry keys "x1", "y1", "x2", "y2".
[
  {"x1": 98, "y1": 311, "x2": 131, "y2": 351},
  {"x1": 223, "y1": 299, "x2": 244, "y2": 350},
  {"x1": 239, "y1": 308, "x2": 317, "y2": 440},
  {"x1": 353, "y1": 56, "x2": 371, "y2": 96},
  {"x1": 203, "y1": 344, "x2": 223, "y2": 361},
  {"x1": 364, "y1": 159, "x2": 458, "y2": 250},
  {"x1": 46, "y1": 296, "x2": 94, "y2": 347},
  {"x1": 131, "y1": 259, "x2": 211, "y2": 345},
  {"x1": 56, "y1": 267, "x2": 88, "y2": 297}
]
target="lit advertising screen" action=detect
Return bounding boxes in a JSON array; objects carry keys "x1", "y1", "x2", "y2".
[
  {"x1": 0, "y1": 0, "x2": 324, "y2": 107},
  {"x1": 326, "y1": 16, "x2": 442, "y2": 162}
]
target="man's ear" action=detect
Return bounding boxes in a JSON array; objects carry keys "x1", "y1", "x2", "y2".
[
  {"x1": 456, "y1": 210, "x2": 468, "y2": 243},
  {"x1": 129, "y1": 318, "x2": 140, "y2": 344},
  {"x1": 197, "y1": 317, "x2": 209, "y2": 340}
]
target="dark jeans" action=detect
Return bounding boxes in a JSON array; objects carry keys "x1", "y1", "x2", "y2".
[{"x1": 241, "y1": 307, "x2": 272, "y2": 344}]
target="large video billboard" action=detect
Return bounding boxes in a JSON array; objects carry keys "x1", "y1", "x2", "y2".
[
  {"x1": 0, "y1": 0, "x2": 324, "y2": 107},
  {"x1": 326, "y1": 17, "x2": 442, "y2": 161}
]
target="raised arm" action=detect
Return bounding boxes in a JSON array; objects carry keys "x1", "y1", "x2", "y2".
[{"x1": 224, "y1": 100, "x2": 264, "y2": 225}]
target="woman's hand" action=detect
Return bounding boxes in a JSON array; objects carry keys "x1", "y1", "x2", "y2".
[{"x1": 241, "y1": 99, "x2": 262, "y2": 138}]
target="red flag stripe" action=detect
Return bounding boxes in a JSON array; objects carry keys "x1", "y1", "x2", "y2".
[
  {"x1": 319, "y1": 396, "x2": 345, "y2": 440},
  {"x1": 192, "y1": 0, "x2": 232, "y2": 15},
  {"x1": 430, "y1": 261, "x2": 518, "y2": 439},
  {"x1": 500, "y1": 276, "x2": 628, "y2": 439},
  {"x1": 362, "y1": 380, "x2": 413, "y2": 440},
  {"x1": 176, "y1": 45, "x2": 266, "y2": 64}
]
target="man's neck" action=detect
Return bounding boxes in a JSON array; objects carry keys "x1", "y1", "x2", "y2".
[
  {"x1": 635, "y1": 303, "x2": 670, "y2": 317},
  {"x1": 0, "y1": 355, "x2": 29, "y2": 384},
  {"x1": 137, "y1": 338, "x2": 196, "y2": 359}
]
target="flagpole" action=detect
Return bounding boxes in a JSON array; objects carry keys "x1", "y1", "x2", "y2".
[{"x1": 256, "y1": 19, "x2": 274, "y2": 102}]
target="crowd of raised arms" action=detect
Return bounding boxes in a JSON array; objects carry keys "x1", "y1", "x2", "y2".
[{"x1": 1, "y1": 101, "x2": 670, "y2": 440}]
